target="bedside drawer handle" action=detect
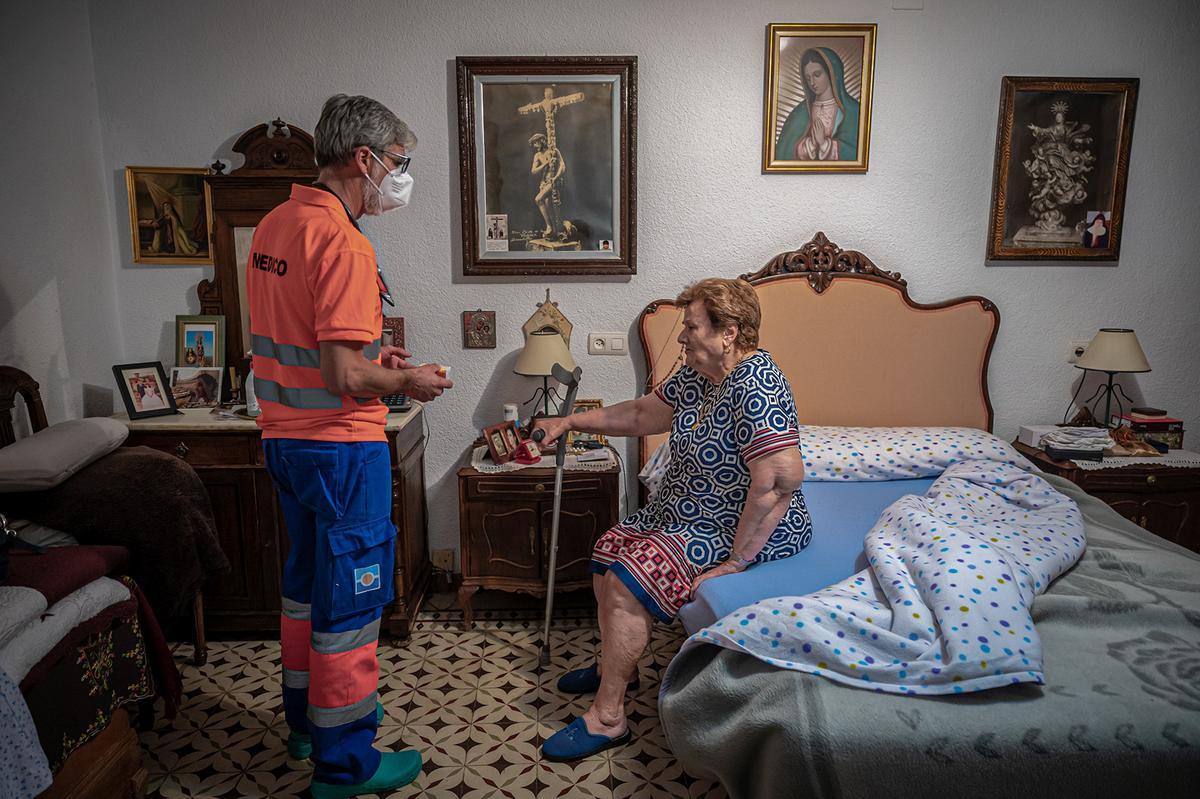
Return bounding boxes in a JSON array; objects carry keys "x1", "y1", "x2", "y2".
[
  {"x1": 1146, "y1": 475, "x2": 1157, "y2": 486},
  {"x1": 528, "y1": 526, "x2": 536, "y2": 556},
  {"x1": 174, "y1": 441, "x2": 190, "y2": 459},
  {"x1": 535, "y1": 483, "x2": 546, "y2": 492}
]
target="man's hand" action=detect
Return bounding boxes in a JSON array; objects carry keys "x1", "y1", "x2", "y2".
[
  {"x1": 531, "y1": 416, "x2": 572, "y2": 446},
  {"x1": 688, "y1": 560, "x2": 744, "y2": 600},
  {"x1": 402, "y1": 364, "x2": 453, "y2": 402},
  {"x1": 380, "y1": 345, "x2": 412, "y2": 370}
]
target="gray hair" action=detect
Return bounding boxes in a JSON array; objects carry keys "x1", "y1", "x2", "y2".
[{"x1": 314, "y1": 94, "x2": 417, "y2": 168}]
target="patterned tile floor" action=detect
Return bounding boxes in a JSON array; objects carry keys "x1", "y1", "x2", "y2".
[{"x1": 141, "y1": 592, "x2": 725, "y2": 798}]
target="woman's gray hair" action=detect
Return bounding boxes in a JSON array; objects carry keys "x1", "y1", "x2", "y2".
[{"x1": 314, "y1": 94, "x2": 417, "y2": 168}]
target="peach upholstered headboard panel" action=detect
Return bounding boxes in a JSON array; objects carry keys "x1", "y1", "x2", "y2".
[{"x1": 637, "y1": 233, "x2": 1000, "y2": 468}]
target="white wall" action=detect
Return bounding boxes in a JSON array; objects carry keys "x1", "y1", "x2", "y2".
[
  {"x1": 0, "y1": 0, "x2": 124, "y2": 431},
  {"x1": 7, "y1": 0, "x2": 1199, "y2": 555}
]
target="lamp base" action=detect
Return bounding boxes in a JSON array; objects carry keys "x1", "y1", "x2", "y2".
[{"x1": 522, "y1": 378, "x2": 564, "y2": 417}]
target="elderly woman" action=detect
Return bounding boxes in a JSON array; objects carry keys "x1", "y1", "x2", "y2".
[{"x1": 534, "y1": 277, "x2": 812, "y2": 761}]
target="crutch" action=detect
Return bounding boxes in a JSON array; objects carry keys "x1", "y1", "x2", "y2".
[{"x1": 531, "y1": 362, "x2": 583, "y2": 666}]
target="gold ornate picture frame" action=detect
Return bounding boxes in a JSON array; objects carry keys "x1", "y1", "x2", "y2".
[
  {"x1": 762, "y1": 23, "x2": 877, "y2": 174},
  {"x1": 987, "y1": 76, "x2": 1139, "y2": 261},
  {"x1": 125, "y1": 166, "x2": 213, "y2": 264}
]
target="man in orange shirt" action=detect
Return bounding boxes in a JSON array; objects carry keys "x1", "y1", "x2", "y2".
[{"x1": 247, "y1": 94, "x2": 452, "y2": 799}]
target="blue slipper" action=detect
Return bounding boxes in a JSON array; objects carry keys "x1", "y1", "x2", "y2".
[
  {"x1": 556, "y1": 663, "x2": 639, "y2": 695},
  {"x1": 543, "y1": 716, "x2": 632, "y2": 762},
  {"x1": 287, "y1": 701, "x2": 386, "y2": 760}
]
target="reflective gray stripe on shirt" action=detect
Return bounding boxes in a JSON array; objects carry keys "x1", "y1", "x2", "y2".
[
  {"x1": 307, "y1": 691, "x2": 378, "y2": 729},
  {"x1": 252, "y1": 334, "x2": 321, "y2": 369},
  {"x1": 281, "y1": 597, "x2": 311, "y2": 621},
  {"x1": 283, "y1": 667, "x2": 309, "y2": 689},
  {"x1": 253, "y1": 377, "x2": 344, "y2": 410},
  {"x1": 311, "y1": 619, "x2": 381, "y2": 655},
  {"x1": 253, "y1": 334, "x2": 382, "y2": 369}
]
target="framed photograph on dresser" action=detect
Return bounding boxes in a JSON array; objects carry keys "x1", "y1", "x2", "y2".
[
  {"x1": 113, "y1": 361, "x2": 177, "y2": 419},
  {"x1": 175, "y1": 314, "x2": 225, "y2": 368},
  {"x1": 456, "y1": 55, "x2": 637, "y2": 276},
  {"x1": 987, "y1": 76, "x2": 1139, "y2": 261}
]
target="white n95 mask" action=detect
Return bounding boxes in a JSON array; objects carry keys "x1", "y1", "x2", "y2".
[{"x1": 364, "y1": 152, "x2": 414, "y2": 215}]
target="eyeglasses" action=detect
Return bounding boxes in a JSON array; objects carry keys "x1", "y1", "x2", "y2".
[{"x1": 375, "y1": 149, "x2": 411, "y2": 174}]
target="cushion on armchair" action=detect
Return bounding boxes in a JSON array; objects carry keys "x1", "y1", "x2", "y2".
[{"x1": 0, "y1": 418, "x2": 128, "y2": 492}]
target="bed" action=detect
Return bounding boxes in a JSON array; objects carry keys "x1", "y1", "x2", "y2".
[
  {"x1": 642, "y1": 233, "x2": 1199, "y2": 798},
  {"x1": 1, "y1": 368, "x2": 181, "y2": 799}
]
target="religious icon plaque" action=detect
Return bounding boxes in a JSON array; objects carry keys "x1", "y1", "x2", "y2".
[{"x1": 456, "y1": 56, "x2": 637, "y2": 276}]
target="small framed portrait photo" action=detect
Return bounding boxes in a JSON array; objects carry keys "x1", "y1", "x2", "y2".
[
  {"x1": 762, "y1": 23, "x2": 877, "y2": 173},
  {"x1": 170, "y1": 367, "x2": 224, "y2": 409},
  {"x1": 124, "y1": 166, "x2": 213, "y2": 264},
  {"x1": 113, "y1": 361, "x2": 178, "y2": 419},
  {"x1": 175, "y1": 314, "x2": 225, "y2": 368},
  {"x1": 569, "y1": 399, "x2": 606, "y2": 447},
  {"x1": 483, "y1": 421, "x2": 518, "y2": 465}
]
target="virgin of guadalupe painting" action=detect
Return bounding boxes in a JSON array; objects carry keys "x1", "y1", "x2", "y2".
[{"x1": 762, "y1": 24, "x2": 876, "y2": 173}]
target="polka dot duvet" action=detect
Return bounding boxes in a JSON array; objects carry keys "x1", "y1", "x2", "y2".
[{"x1": 685, "y1": 426, "x2": 1086, "y2": 695}]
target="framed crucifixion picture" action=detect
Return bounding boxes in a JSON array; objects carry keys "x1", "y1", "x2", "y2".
[{"x1": 456, "y1": 56, "x2": 637, "y2": 276}]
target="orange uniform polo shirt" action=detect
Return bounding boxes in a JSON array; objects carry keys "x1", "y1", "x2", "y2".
[{"x1": 246, "y1": 184, "x2": 387, "y2": 442}]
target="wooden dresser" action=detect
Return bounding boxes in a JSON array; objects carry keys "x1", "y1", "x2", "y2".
[
  {"x1": 456, "y1": 456, "x2": 620, "y2": 627},
  {"x1": 117, "y1": 405, "x2": 430, "y2": 639},
  {"x1": 1015, "y1": 441, "x2": 1200, "y2": 554}
]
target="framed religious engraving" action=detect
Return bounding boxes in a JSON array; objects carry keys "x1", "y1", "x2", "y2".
[
  {"x1": 456, "y1": 56, "x2": 637, "y2": 276},
  {"x1": 762, "y1": 23, "x2": 877, "y2": 173},
  {"x1": 987, "y1": 77, "x2": 1139, "y2": 261},
  {"x1": 125, "y1": 166, "x2": 213, "y2": 264}
]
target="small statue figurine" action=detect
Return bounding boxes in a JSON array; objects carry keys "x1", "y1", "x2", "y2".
[{"x1": 1013, "y1": 100, "x2": 1097, "y2": 246}]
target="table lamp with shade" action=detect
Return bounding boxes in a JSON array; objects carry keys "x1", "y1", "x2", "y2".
[
  {"x1": 514, "y1": 329, "x2": 577, "y2": 417},
  {"x1": 1071, "y1": 328, "x2": 1151, "y2": 427}
]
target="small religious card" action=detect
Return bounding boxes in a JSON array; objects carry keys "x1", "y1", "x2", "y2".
[{"x1": 462, "y1": 310, "x2": 497, "y2": 349}]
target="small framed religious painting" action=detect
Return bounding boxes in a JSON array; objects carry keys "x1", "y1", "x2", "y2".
[
  {"x1": 762, "y1": 23, "x2": 877, "y2": 174},
  {"x1": 175, "y1": 315, "x2": 225, "y2": 368},
  {"x1": 125, "y1": 166, "x2": 213, "y2": 264},
  {"x1": 113, "y1": 361, "x2": 178, "y2": 419},
  {"x1": 462, "y1": 310, "x2": 497, "y2": 349},
  {"x1": 568, "y1": 399, "x2": 606, "y2": 447},
  {"x1": 456, "y1": 56, "x2": 637, "y2": 276},
  {"x1": 986, "y1": 76, "x2": 1139, "y2": 261}
]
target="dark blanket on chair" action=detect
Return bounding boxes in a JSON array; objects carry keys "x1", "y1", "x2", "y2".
[{"x1": 3, "y1": 446, "x2": 230, "y2": 620}]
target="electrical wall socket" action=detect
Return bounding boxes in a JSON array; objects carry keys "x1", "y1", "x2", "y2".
[
  {"x1": 1068, "y1": 340, "x2": 1090, "y2": 364},
  {"x1": 587, "y1": 332, "x2": 627, "y2": 355},
  {"x1": 431, "y1": 548, "x2": 455, "y2": 572}
]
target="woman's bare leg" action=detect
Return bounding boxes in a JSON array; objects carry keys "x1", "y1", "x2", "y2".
[{"x1": 583, "y1": 570, "x2": 651, "y2": 736}]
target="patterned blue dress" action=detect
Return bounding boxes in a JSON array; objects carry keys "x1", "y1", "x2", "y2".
[{"x1": 590, "y1": 350, "x2": 812, "y2": 621}]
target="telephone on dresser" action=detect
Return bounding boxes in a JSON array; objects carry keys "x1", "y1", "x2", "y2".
[{"x1": 382, "y1": 393, "x2": 411, "y2": 412}]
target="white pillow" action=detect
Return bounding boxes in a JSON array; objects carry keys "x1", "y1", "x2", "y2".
[
  {"x1": 0, "y1": 418, "x2": 128, "y2": 492},
  {"x1": 799, "y1": 425, "x2": 1026, "y2": 481}
]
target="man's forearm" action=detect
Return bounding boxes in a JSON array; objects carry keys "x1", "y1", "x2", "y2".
[{"x1": 336, "y1": 358, "x2": 406, "y2": 398}]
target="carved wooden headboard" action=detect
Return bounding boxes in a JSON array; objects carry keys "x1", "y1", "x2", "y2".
[{"x1": 637, "y1": 233, "x2": 1000, "y2": 468}]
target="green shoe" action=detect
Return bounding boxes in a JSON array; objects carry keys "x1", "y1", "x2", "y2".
[
  {"x1": 309, "y1": 750, "x2": 423, "y2": 799},
  {"x1": 287, "y1": 701, "x2": 386, "y2": 760}
]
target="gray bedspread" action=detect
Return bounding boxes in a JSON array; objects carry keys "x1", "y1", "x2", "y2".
[{"x1": 659, "y1": 474, "x2": 1200, "y2": 798}]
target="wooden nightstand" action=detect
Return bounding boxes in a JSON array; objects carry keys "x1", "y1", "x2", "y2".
[
  {"x1": 456, "y1": 454, "x2": 620, "y2": 627},
  {"x1": 1015, "y1": 440, "x2": 1200, "y2": 554}
]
